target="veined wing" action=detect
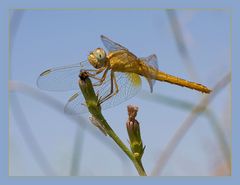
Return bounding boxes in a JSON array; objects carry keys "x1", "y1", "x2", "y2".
[
  {"x1": 64, "y1": 72, "x2": 142, "y2": 115},
  {"x1": 140, "y1": 54, "x2": 159, "y2": 92},
  {"x1": 37, "y1": 60, "x2": 93, "y2": 91},
  {"x1": 37, "y1": 35, "x2": 128, "y2": 91},
  {"x1": 109, "y1": 51, "x2": 159, "y2": 93},
  {"x1": 101, "y1": 35, "x2": 128, "y2": 52},
  {"x1": 101, "y1": 35, "x2": 159, "y2": 93}
]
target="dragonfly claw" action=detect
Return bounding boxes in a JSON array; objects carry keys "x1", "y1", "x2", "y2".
[
  {"x1": 98, "y1": 93, "x2": 108, "y2": 105},
  {"x1": 81, "y1": 102, "x2": 87, "y2": 107}
]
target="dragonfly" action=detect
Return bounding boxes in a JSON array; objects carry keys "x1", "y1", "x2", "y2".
[{"x1": 37, "y1": 35, "x2": 211, "y2": 115}]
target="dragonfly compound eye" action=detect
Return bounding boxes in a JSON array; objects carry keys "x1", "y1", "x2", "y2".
[
  {"x1": 95, "y1": 48, "x2": 106, "y2": 60},
  {"x1": 88, "y1": 48, "x2": 106, "y2": 69}
]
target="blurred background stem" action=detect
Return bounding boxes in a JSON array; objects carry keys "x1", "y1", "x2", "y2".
[
  {"x1": 10, "y1": 93, "x2": 56, "y2": 175},
  {"x1": 151, "y1": 72, "x2": 231, "y2": 176},
  {"x1": 70, "y1": 125, "x2": 86, "y2": 176}
]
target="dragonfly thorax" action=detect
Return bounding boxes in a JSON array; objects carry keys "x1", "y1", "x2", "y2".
[{"x1": 88, "y1": 48, "x2": 107, "y2": 69}]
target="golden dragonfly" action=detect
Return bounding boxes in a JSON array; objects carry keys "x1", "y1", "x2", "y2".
[{"x1": 37, "y1": 35, "x2": 211, "y2": 114}]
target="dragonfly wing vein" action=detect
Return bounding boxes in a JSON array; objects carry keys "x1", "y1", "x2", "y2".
[{"x1": 64, "y1": 72, "x2": 142, "y2": 114}]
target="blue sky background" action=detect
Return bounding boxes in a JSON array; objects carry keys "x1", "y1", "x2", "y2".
[{"x1": 9, "y1": 9, "x2": 231, "y2": 176}]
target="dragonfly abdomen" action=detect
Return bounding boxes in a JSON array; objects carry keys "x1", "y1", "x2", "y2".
[{"x1": 155, "y1": 71, "x2": 211, "y2": 93}]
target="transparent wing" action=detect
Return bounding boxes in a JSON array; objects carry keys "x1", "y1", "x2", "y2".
[
  {"x1": 37, "y1": 60, "x2": 94, "y2": 91},
  {"x1": 140, "y1": 54, "x2": 159, "y2": 71},
  {"x1": 100, "y1": 72, "x2": 142, "y2": 110},
  {"x1": 64, "y1": 72, "x2": 142, "y2": 115},
  {"x1": 140, "y1": 54, "x2": 159, "y2": 92},
  {"x1": 101, "y1": 35, "x2": 128, "y2": 52}
]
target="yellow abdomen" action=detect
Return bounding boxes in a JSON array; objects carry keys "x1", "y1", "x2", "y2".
[
  {"x1": 108, "y1": 51, "x2": 211, "y2": 94},
  {"x1": 155, "y1": 71, "x2": 211, "y2": 93}
]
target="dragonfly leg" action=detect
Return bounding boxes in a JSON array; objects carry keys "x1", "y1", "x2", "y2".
[
  {"x1": 93, "y1": 69, "x2": 109, "y2": 86},
  {"x1": 90, "y1": 67, "x2": 105, "y2": 76},
  {"x1": 81, "y1": 102, "x2": 87, "y2": 107},
  {"x1": 99, "y1": 71, "x2": 119, "y2": 104},
  {"x1": 85, "y1": 67, "x2": 106, "y2": 81},
  {"x1": 87, "y1": 72, "x2": 102, "y2": 81}
]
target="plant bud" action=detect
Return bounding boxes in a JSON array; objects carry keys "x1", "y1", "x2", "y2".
[{"x1": 126, "y1": 105, "x2": 145, "y2": 160}]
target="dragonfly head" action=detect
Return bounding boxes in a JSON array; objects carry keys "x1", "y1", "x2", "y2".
[{"x1": 88, "y1": 48, "x2": 107, "y2": 69}]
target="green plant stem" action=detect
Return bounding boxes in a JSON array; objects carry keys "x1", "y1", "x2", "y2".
[
  {"x1": 78, "y1": 72, "x2": 147, "y2": 176},
  {"x1": 103, "y1": 125, "x2": 147, "y2": 176}
]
